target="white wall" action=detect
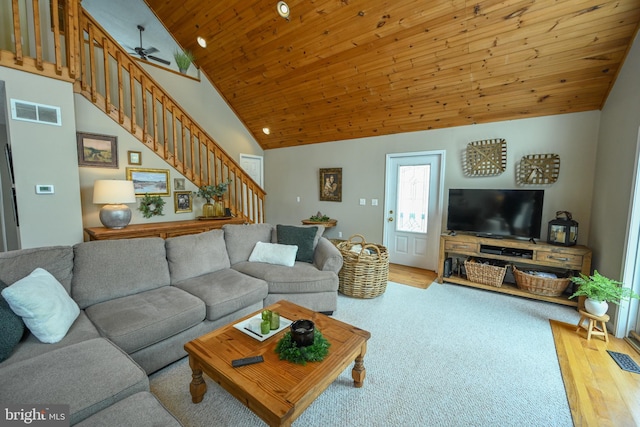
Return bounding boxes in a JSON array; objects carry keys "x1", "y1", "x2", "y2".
[
  {"x1": 265, "y1": 111, "x2": 600, "y2": 263},
  {"x1": 591, "y1": 31, "x2": 640, "y2": 281},
  {"x1": 0, "y1": 67, "x2": 83, "y2": 247}
]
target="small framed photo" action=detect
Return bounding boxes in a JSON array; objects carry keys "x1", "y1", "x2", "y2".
[
  {"x1": 174, "y1": 178, "x2": 186, "y2": 191},
  {"x1": 319, "y1": 168, "x2": 342, "y2": 202},
  {"x1": 76, "y1": 132, "x2": 118, "y2": 168},
  {"x1": 174, "y1": 191, "x2": 192, "y2": 213},
  {"x1": 126, "y1": 168, "x2": 170, "y2": 197},
  {"x1": 128, "y1": 150, "x2": 141, "y2": 165}
]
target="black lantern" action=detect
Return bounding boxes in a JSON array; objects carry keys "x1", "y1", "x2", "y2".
[{"x1": 547, "y1": 211, "x2": 578, "y2": 246}]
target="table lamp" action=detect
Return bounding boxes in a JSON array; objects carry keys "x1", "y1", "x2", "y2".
[{"x1": 93, "y1": 180, "x2": 136, "y2": 229}]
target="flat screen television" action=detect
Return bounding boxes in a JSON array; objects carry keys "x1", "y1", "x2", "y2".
[{"x1": 446, "y1": 189, "x2": 544, "y2": 239}]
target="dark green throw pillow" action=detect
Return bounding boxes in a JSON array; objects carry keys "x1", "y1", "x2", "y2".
[
  {"x1": 0, "y1": 279, "x2": 25, "y2": 362},
  {"x1": 276, "y1": 225, "x2": 318, "y2": 263}
]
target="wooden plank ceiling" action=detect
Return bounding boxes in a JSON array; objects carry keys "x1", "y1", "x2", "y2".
[{"x1": 145, "y1": 0, "x2": 640, "y2": 150}]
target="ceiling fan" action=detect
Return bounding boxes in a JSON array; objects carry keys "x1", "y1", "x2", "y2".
[{"x1": 129, "y1": 25, "x2": 170, "y2": 66}]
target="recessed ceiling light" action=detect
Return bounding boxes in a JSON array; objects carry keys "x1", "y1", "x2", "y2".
[
  {"x1": 197, "y1": 37, "x2": 207, "y2": 48},
  {"x1": 262, "y1": 127, "x2": 271, "y2": 135},
  {"x1": 277, "y1": 1, "x2": 290, "y2": 19}
]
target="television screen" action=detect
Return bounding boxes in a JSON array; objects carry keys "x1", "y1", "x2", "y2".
[{"x1": 447, "y1": 189, "x2": 544, "y2": 239}]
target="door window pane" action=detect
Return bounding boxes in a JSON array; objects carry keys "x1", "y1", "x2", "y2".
[{"x1": 397, "y1": 165, "x2": 430, "y2": 233}]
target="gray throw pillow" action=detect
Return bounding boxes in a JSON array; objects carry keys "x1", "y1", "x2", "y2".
[
  {"x1": 0, "y1": 279, "x2": 25, "y2": 362},
  {"x1": 276, "y1": 225, "x2": 318, "y2": 263}
]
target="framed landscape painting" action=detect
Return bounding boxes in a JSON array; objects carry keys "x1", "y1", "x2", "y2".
[
  {"x1": 319, "y1": 168, "x2": 342, "y2": 202},
  {"x1": 126, "y1": 168, "x2": 170, "y2": 197},
  {"x1": 76, "y1": 132, "x2": 118, "y2": 168}
]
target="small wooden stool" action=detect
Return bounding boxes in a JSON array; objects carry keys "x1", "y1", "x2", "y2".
[{"x1": 576, "y1": 310, "x2": 610, "y2": 342}]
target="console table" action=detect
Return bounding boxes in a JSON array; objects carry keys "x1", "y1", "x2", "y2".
[
  {"x1": 84, "y1": 218, "x2": 245, "y2": 241},
  {"x1": 437, "y1": 234, "x2": 592, "y2": 307}
]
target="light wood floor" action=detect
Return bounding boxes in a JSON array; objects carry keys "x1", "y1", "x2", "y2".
[{"x1": 390, "y1": 265, "x2": 640, "y2": 426}]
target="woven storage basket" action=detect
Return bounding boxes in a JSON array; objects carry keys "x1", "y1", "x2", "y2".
[
  {"x1": 464, "y1": 260, "x2": 506, "y2": 287},
  {"x1": 336, "y1": 234, "x2": 389, "y2": 298},
  {"x1": 512, "y1": 266, "x2": 571, "y2": 297}
]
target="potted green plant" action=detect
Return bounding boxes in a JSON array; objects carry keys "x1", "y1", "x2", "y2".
[
  {"x1": 193, "y1": 179, "x2": 232, "y2": 217},
  {"x1": 569, "y1": 270, "x2": 640, "y2": 316},
  {"x1": 174, "y1": 49, "x2": 195, "y2": 74}
]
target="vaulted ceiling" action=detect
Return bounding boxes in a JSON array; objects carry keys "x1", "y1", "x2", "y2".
[{"x1": 143, "y1": 0, "x2": 640, "y2": 150}]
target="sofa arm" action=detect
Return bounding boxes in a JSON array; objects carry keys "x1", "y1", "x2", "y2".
[{"x1": 313, "y1": 237, "x2": 343, "y2": 273}]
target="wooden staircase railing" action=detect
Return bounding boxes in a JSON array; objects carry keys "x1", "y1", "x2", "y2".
[{"x1": 0, "y1": 0, "x2": 265, "y2": 223}]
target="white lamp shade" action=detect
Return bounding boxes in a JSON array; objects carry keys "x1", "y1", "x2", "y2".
[{"x1": 93, "y1": 180, "x2": 136, "y2": 204}]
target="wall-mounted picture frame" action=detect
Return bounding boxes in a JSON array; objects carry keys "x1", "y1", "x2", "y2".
[
  {"x1": 174, "y1": 191, "x2": 192, "y2": 213},
  {"x1": 76, "y1": 132, "x2": 118, "y2": 168},
  {"x1": 126, "y1": 168, "x2": 170, "y2": 197},
  {"x1": 319, "y1": 168, "x2": 342, "y2": 202},
  {"x1": 128, "y1": 150, "x2": 141, "y2": 165},
  {"x1": 174, "y1": 178, "x2": 186, "y2": 191}
]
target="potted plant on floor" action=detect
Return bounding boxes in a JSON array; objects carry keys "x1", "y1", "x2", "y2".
[
  {"x1": 174, "y1": 49, "x2": 195, "y2": 74},
  {"x1": 193, "y1": 179, "x2": 232, "y2": 218},
  {"x1": 569, "y1": 270, "x2": 640, "y2": 316}
]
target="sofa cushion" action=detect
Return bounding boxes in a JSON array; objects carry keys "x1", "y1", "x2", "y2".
[
  {"x1": 166, "y1": 229, "x2": 230, "y2": 283},
  {"x1": 0, "y1": 279, "x2": 24, "y2": 362},
  {"x1": 85, "y1": 286, "x2": 205, "y2": 354},
  {"x1": 72, "y1": 238, "x2": 171, "y2": 309},
  {"x1": 276, "y1": 224, "x2": 318, "y2": 263},
  {"x1": 75, "y1": 392, "x2": 182, "y2": 427},
  {"x1": 1, "y1": 268, "x2": 80, "y2": 343},
  {"x1": 173, "y1": 269, "x2": 268, "y2": 321},
  {"x1": 0, "y1": 245, "x2": 74, "y2": 293},
  {"x1": 233, "y1": 261, "x2": 339, "y2": 293},
  {"x1": 0, "y1": 338, "x2": 149, "y2": 425},
  {"x1": 0, "y1": 311, "x2": 100, "y2": 368},
  {"x1": 249, "y1": 241, "x2": 298, "y2": 267},
  {"x1": 223, "y1": 223, "x2": 274, "y2": 265}
]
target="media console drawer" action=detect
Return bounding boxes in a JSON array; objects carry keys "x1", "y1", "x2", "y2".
[
  {"x1": 444, "y1": 240, "x2": 479, "y2": 254},
  {"x1": 534, "y1": 251, "x2": 583, "y2": 269}
]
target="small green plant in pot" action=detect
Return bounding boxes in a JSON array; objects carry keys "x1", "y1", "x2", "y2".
[
  {"x1": 193, "y1": 179, "x2": 232, "y2": 217},
  {"x1": 174, "y1": 49, "x2": 195, "y2": 74},
  {"x1": 569, "y1": 270, "x2": 640, "y2": 316}
]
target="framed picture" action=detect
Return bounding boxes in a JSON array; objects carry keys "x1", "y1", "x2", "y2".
[
  {"x1": 76, "y1": 132, "x2": 118, "y2": 168},
  {"x1": 319, "y1": 168, "x2": 342, "y2": 202},
  {"x1": 128, "y1": 150, "x2": 141, "y2": 165},
  {"x1": 174, "y1": 191, "x2": 192, "y2": 213},
  {"x1": 126, "y1": 168, "x2": 170, "y2": 197},
  {"x1": 174, "y1": 178, "x2": 186, "y2": 191}
]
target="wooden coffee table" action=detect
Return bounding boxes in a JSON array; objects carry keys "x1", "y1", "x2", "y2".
[{"x1": 184, "y1": 300, "x2": 371, "y2": 427}]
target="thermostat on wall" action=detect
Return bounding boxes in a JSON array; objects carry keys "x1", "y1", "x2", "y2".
[{"x1": 35, "y1": 184, "x2": 55, "y2": 194}]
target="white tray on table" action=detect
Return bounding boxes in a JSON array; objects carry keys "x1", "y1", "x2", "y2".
[{"x1": 233, "y1": 314, "x2": 293, "y2": 341}]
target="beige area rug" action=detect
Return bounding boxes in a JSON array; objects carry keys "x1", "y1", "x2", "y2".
[{"x1": 150, "y1": 282, "x2": 580, "y2": 426}]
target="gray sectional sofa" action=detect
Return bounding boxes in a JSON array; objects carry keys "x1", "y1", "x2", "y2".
[{"x1": 0, "y1": 223, "x2": 342, "y2": 425}]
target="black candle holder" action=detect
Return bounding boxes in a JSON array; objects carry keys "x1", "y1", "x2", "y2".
[{"x1": 290, "y1": 319, "x2": 315, "y2": 347}]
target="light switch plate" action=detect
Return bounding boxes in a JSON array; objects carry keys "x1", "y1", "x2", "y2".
[
  {"x1": 359, "y1": 198, "x2": 366, "y2": 206},
  {"x1": 371, "y1": 199, "x2": 378, "y2": 206}
]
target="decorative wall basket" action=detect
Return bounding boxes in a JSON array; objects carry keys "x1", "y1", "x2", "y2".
[
  {"x1": 463, "y1": 138, "x2": 507, "y2": 177},
  {"x1": 516, "y1": 153, "x2": 560, "y2": 185}
]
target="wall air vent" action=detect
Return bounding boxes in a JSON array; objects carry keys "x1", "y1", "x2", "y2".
[{"x1": 10, "y1": 99, "x2": 61, "y2": 126}]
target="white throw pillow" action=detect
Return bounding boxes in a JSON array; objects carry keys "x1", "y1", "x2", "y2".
[
  {"x1": 1, "y1": 268, "x2": 80, "y2": 343},
  {"x1": 249, "y1": 241, "x2": 298, "y2": 267}
]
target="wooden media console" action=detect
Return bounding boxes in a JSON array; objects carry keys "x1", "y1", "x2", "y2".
[{"x1": 437, "y1": 233, "x2": 592, "y2": 307}]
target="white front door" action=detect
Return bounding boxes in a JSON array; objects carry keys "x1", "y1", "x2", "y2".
[{"x1": 383, "y1": 151, "x2": 444, "y2": 270}]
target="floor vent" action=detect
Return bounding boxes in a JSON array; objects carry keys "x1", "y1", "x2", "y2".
[{"x1": 10, "y1": 99, "x2": 61, "y2": 126}]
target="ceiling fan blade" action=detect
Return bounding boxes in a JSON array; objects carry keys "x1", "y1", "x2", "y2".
[
  {"x1": 142, "y1": 47, "x2": 159, "y2": 55},
  {"x1": 148, "y1": 55, "x2": 171, "y2": 66}
]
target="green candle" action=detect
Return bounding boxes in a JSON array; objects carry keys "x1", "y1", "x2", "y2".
[{"x1": 270, "y1": 311, "x2": 280, "y2": 330}]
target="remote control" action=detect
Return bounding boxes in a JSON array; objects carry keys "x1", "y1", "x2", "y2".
[{"x1": 231, "y1": 355, "x2": 264, "y2": 367}]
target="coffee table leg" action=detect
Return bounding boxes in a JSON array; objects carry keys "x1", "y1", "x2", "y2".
[
  {"x1": 351, "y1": 341, "x2": 367, "y2": 388},
  {"x1": 189, "y1": 356, "x2": 207, "y2": 403}
]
